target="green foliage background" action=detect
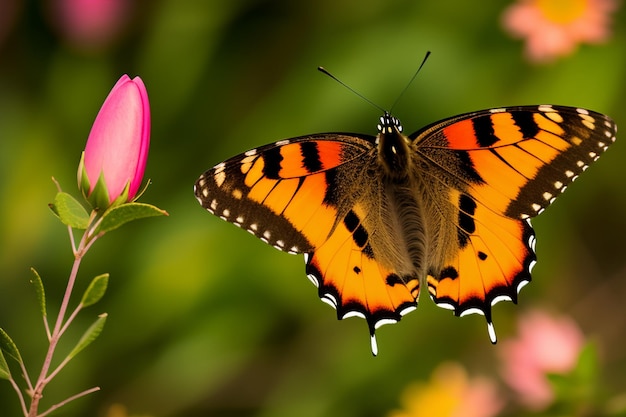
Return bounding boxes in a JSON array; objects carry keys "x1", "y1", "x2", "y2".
[{"x1": 1, "y1": 1, "x2": 625, "y2": 416}]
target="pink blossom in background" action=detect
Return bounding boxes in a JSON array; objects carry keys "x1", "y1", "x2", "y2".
[
  {"x1": 46, "y1": 0, "x2": 131, "y2": 50},
  {"x1": 388, "y1": 362, "x2": 504, "y2": 417},
  {"x1": 501, "y1": 0, "x2": 618, "y2": 62},
  {"x1": 0, "y1": 0, "x2": 22, "y2": 48},
  {"x1": 79, "y1": 75, "x2": 150, "y2": 209},
  {"x1": 499, "y1": 309, "x2": 585, "y2": 410}
]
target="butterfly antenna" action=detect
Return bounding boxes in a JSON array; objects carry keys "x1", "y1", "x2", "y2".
[
  {"x1": 389, "y1": 50, "x2": 431, "y2": 113},
  {"x1": 317, "y1": 66, "x2": 386, "y2": 114}
]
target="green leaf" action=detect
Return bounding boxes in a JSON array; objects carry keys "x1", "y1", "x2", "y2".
[
  {"x1": 0, "y1": 349, "x2": 11, "y2": 380},
  {"x1": 81, "y1": 274, "x2": 109, "y2": 308},
  {"x1": 51, "y1": 192, "x2": 90, "y2": 229},
  {"x1": 30, "y1": 267, "x2": 47, "y2": 318},
  {"x1": 95, "y1": 202, "x2": 168, "y2": 234},
  {"x1": 0, "y1": 328, "x2": 22, "y2": 364},
  {"x1": 67, "y1": 313, "x2": 107, "y2": 360}
]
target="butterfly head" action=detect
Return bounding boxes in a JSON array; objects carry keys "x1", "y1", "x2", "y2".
[
  {"x1": 377, "y1": 112, "x2": 403, "y2": 135},
  {"x1": 377, "y1": 112, "x2": 412, "y2": 179}
]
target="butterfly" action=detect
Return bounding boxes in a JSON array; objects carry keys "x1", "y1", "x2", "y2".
[{"x1": 194, "y1": 104, "x2": 616, "y2": 355}]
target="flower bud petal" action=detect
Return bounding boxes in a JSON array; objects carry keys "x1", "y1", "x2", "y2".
[{"x1": 80, "y1": 74, "x2": 150, "y2": 209}]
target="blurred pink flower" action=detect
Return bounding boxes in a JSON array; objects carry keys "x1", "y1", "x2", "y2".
[
  {"x1": 46, "y1": 0, "x2": 131, "y2": 50},
  {"x1": 499, "y1": 309, "x2": 584, "y2": 410},
  {"x1": 502, "y1": 0, "x2": 618, "y2": 62},
  {"x1": 0, "y1": 0, "x2": 22, "y2": 48},
  {"x1": 388, "y1": 362, "x2": 504, "y2": 417},
  {"x1": 78, "y1": 74, "x2": 150, "y2": 209}
]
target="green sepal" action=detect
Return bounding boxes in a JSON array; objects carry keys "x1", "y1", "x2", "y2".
[
  {"x1": 95, "y1": 202, "x2": 168, "y2": 235},
  {"x1": 81, "y1": 274, "x2": 109, "y2": 308},
  {"x1": 88, "y1": 172, "x2": 114, "y2": 212},
  {"x1": 30, "y1": 267, "x2": 47, "y2": 318},
  {"x1": 0, "y1": 348, "x2": 10, "y2": 380},
  {"x1": 49, "y1": 192, "x2": 90, "y2": 229},
  {"x1": 0, "y1": 327, "x2": 22, "y2": 364},
  {"x1": 67, "y1": 313, "x2": 107, "y2": 360}
]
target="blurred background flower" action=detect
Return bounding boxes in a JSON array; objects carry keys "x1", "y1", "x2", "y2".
[
  {"x1": 388, "y1": 362, "x2": 504, "y2": 417},
  {"x1": 501, "y1": 0, "x2": 619, "y2": 62},
  {"x1": 45, "y1": 0, "x2": 132, "y2": 52},
  {"x1": 498, "y1": 309, "x2": 584, "y2": 410}
]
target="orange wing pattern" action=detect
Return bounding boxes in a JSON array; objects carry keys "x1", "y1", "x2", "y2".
[
  {"x1": 195, "y1": 104, "x2": 617, "y2": 354},
  {"x1": 415, "y1": 105, "x2": 616, "y2": 342},
  {"x1": 195, "y1": 134, "x2": 420, "y2": 355}
]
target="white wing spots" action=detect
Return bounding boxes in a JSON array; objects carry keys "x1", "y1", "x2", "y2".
[
  {"x1": 307, "y1": 273, "x2": 319, "y2": 287},
  {"x1": 273, "y1": 239, "x2": 285, "y2": 250},
  {"x1": 531, "y1": 203, "x2": 543, "y2": 213},
  {"x1": 542, "y1": 191, "x2": 553, "y2": 202},
  {"x1": 460, "y1": 307, "x2": 484, "y2": 318},
  {"x1": 489, "y1": 107, "x2": 507, "y2": 113},
  {"x1": 491, "y1": 295, "x2": 513, "y2": 306},
  {"x1": 249, "y1": 223, "x2": 258, "y2": 231},
  {"x1": 576, "y1": 107, "x2": 590, "y2": 115},
  {"x1": 209, "y1": 199, "x2": 218, "y2": 212},
  {"x1": 222, "y1": 209, "x2": 230, "y2": 218},
  {"x1": 538, "y1": 104, "x2": 554, "y2": 112},
  {"x1": 375, "y1": 318, "x2": 398, "y2": 330},
  {"x1": 370, "y1": 334, "x2": 379, "y2": 356},
  {"x1": 288, "y1": 246, "x2": 299, "y2": 254},
  {"x1": 275, "y1": 139, "x2": 291, "y2": 146},
  {"x1": 260, "y1": 230, "x2": 271, "y2": 243},
  {"x1": 589, "y1": 151, "x2": 599, "y2": 161},
  {"x1": 213, "y1": 162, "x2": 226, "y2": 173},
  {"x1": 554, "y1": 180, "x2": 564, "y2": 190},
  {"x1": 435, "y1": 301, "x2": 456, "y2": 311},
  {"x1": 343, "y1": 311, "x2": 366, "y2": 320},
  {"x1": 321, "y1": 293, "x2": 338, "y2": 309},
  {"x1": 400, "y1": 305, "x2": 417, "y2": 316},
  {"x1": 244, "y1": 148, "x2": 257, "y2": 157},
  {"x1": 565, "y1": 170, "x2": 575, "y2": 178},
  {"x1": 520, "y1": 213, "x2": 530, "y2": 220},
  {"x1": 235, "y1": 215, "x2": 244, "y2": 224},
  {"x1": 487, "y1": 322, "x2": 497, "y2": 344},
  {"x1": 517, "y1": 279, "x2": 530, "y2": 293}
]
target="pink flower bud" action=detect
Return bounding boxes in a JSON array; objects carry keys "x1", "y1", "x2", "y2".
[{"x1": 78, "y1": 74, "x2": 150, "y2": 209}]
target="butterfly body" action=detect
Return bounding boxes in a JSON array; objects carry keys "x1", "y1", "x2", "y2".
[{"x1": 195, "y1": 105, "x2": 616, "y2": 355}]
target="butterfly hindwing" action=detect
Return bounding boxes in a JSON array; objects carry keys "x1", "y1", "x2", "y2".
[{"x1": 416, "y1": 105, "x2": 616, "y2": 340}]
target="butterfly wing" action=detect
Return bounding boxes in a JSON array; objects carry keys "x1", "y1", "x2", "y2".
[
  {"x1": 194, "y1": 134, "x2": 419, "y2": 354},
  {"x1": 414, "y1": 105, "x2": 617, "y2": 341}
]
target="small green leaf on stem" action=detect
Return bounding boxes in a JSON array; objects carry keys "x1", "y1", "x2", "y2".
[
  {"x1": 95, "y1": 202, "x2": 168, "y2": 234},
  {"x1": 51, "y1": 192, "x2": 90, "y2": 229},
  {"x1": 0, "y1": 328, "x2": 23, "y2": 364},
  {"x1": 81, "y1": 274, "x2": 109, "y2": 308},
  {"x1": 67, "y1": 314, "x2": 107, "y2": 360},
  {"x1": 30, "y1": 267, "x2": 47, "y2": 318},
  {"x1": 0, "y1": 349, "x2": 11, "y2": 380}
]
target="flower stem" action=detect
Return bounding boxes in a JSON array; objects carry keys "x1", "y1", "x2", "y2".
[{"x1": 26, "y1": 226, "x2": 97, "y2": 417}]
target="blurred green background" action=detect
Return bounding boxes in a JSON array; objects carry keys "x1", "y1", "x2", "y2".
[{"x1": 1, "y1": 1, "x2": 625, "y2": 416}]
